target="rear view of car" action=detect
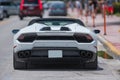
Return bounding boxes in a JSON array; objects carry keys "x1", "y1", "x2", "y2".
[
  {"x1": 49, "y1": 1, "x2": 67, "y2": 16},
  {"x1": 19, "y1": 0, "x2": 43, "y2": 20},
  {"x1": 12, "y1": 18, "x2": 100, "y2": 69}
]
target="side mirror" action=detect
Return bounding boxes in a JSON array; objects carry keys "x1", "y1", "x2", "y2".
[
  {"x1": 93, "y1": 30, "x2": 100, "y2": 34},
  {"x1": 12, "y1": 29, "x2": 19, "y2": 34}
]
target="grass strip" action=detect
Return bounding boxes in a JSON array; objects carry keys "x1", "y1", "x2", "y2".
[{"x1": 97, "y1": 51, "x2": 113, "y2": 59}]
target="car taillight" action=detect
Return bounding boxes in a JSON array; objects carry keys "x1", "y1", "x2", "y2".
[
  {"x1": 20, "y1": 5, "x2": 27, "y2": 10},
  {"x1": 38, "y1": 0, "x2": 43, "y2": 10},
  {"x1": 18, "y1": 33, "x2": 37, "y2": 42},
  {"x1": 20, "y1": 0, "x2": 24, "y2": 10},
  {"x1": 74, "y1": 33, "x2": 93, "y2": 43}
]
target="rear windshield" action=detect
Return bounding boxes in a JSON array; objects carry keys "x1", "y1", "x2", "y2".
[
  {"x1": 38, "y1": 21, "x2": 74, "y2": 26},
  {"x1": 24, "y1": 0, "x2": 38, "y2": 4},
  {"x1": 51, "y1": 3, "x2": 65, "y2": 8},
  {"x1": 28, "y1": 19, "x2": 85, "y2": 27}
]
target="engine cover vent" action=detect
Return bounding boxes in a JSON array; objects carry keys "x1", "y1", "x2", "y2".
[
  {"x1": 40, "y1": 27, "x2": 51, "y2": 31},
  {"x1": 60, "y1": 27, "x2": 71, "y2": 31}
]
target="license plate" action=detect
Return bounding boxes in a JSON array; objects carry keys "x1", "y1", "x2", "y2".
[
  {"x1": 29, "y1": 7, "x2": 34, "y2": 10},
  {"x1": 48, "y1": 50, "x2": 62, "y2": 58}
]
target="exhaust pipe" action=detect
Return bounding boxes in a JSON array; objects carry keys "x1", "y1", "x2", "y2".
[
  {"x1": 18, "y1": 51, "x2": 31, "y2": 58},
  {"x1": 79, "y1": 51, "x2": 93, "y2": 58}
]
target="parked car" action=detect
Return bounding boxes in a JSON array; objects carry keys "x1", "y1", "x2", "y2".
[
  {"x1": 12, "y1": 18, "x2": 100, "y2": 69},
  {"x1": 19, "y1": 0, "x2": 43, "y2": 20},
  {"x1": 43, "y1": 2, "x2": 49, "y2": 10},
  {"x1": 0, "y1": 6, "x2": 4, "y2": 20},
  {"x1": 49, "y1": 1, "x2": 67, "y2": 16},
  {"x1": 0, "y1": 0, "x2": 19, "y2": 18},
  {"x1": 43, "y1": 1, "x2": 55, "y2": 10}
]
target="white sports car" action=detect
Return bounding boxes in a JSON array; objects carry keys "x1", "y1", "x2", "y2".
[{"x1": 12, "y1": 18, "x2": 100, "y2": 69}]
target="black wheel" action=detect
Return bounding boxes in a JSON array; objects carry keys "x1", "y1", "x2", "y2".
[
  {"x1": 13, "y1": 55, "x2": 27, "y2": 69},
  {"x1": 6, "y1": 14, "x2": 10, "y2": 18},
  {"x1": 40, "y1": 15, "x2": 43, "y2": 18},
  {"x1": 0, "y1": 16, "x2": 3, "y2": 20},
  {"x1": 3, "y1": 11, "x2": 9, "y2": 18},
  {"x1": 84, "y1": 57, "x2": 98, "y2": 69},
  {"x1": 0, "y1": 18, "x2": 3, "y2": 20},
  {"x1": 0, "y1": 12, "x2": 4, "y2": 20},
  {"x1": 19, "y1": 16, "x2": 23, "y2": 20}
]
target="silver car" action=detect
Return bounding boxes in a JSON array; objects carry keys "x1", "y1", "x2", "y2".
[
  {"x1": 49, "y1": 1, "x2": 67, "y2": 16},
  {"x1": 0, "y1": 0, "x2": 19, "y2": 18}
]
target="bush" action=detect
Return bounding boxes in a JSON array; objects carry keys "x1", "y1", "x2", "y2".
[
  {"x1": 113, "y1": 2, "x2": 120, "y2": 14},
  {"x1": 97, "y1": 51, "x2": 113, "y2": 59}
]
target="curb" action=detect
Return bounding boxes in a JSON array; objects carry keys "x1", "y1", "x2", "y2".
[{"x1": 97, "y1": 35, "x2": 120, "y2": 60}]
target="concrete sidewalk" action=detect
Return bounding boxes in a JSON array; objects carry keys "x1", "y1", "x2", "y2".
[{"x1": 68, "y1": 8, "x2": 120, "y2": 59}]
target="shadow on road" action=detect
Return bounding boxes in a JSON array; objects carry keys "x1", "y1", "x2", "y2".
[{"x1": 20, "y1": 64, "x2": 103, "y2": 71}]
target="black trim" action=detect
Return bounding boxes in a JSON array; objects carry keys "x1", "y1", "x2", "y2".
[
  {"x1": 28, "y1": 18, "x2": 85, "y2": 26},
  {"x1": 36, "y1": 36, "x2": 74, "y2": 40}
]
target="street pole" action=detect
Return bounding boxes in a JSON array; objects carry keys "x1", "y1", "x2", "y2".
[
  {"x1": 85, "y1": 14, "x2": 88, "y2": 25},
  {"x1": 92, "y1": 3, "x2": 96, "y2": 27},
  {"x1": 92, "y1": 14, "x2": 95, "y2": 27},
  {"x1": 103, "y1": 5, "x2": 107, "y2": 35}
]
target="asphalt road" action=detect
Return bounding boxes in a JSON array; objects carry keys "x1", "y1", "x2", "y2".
[{"x1": 0, "y1": 11, "x2": 120, "y2": 80}]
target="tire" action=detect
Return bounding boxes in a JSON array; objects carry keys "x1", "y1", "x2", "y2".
[
  {"x1": 84, "y1": 56, "x2": 98, "y2": 69},
  {"x1": 0, "y1": 12, "x2": 4, "y2": 20},
  {"x1": 40, "y1": 15, "x2": 43, "y2": 18},
  {"x1": 19, "y1": 16, "x2": 23, "y2": 20},
  {"x1": 13, "y1": 55, "x2": 27, "y2": 69},
  {"x1": 0, "y1": 15, "x2": 3, "y2": 20},
  {"x1": 3, "y1": 11, "x2": 9, "y2": 18},
  {"x1": 0, "y1": 18, "x2": 3, "y2": 20},
  {"x1": 6, "y1": 14, "x2": 10, "y2": 18}
]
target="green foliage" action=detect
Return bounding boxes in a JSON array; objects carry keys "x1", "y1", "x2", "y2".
[
  {"x1": 97, "y1": 51, "x2": 113, "y2": 59},
  {"x1": 113, "y1": 2, "x2": 120, "y2": 13}
]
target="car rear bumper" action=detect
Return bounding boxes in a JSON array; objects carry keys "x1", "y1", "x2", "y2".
[
  {"x1": 19, "y1": 10, "x2": 42, "y2": 17},
  {"x1": 14, "y1": 47, "x2": 97, "y2": 64},
  {"x1": 27, "y1": 57, "x2": 86, "y2": 65}
]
